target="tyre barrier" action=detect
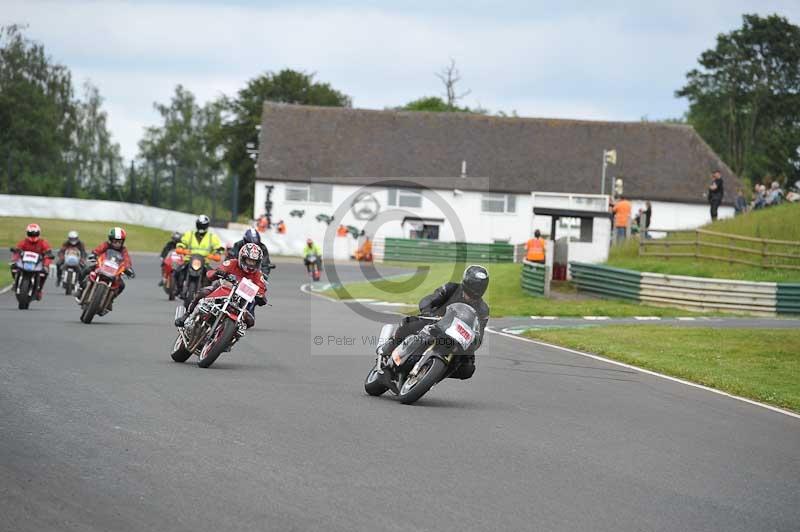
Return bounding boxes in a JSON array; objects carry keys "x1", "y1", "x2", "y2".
[
  {"x1": 383, "y1": 238, "x2": 514, "y2": 263},
  {"x1": 520, "y1": 260, "x2": 550, "y2": 297},
  {"x1": 570, "y1": 262, "x2": 799, "y2": 316}
]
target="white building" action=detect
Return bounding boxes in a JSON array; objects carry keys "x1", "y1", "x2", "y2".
[{"x1": 253, "y1": 104, "x2": 740, "y2": 262}]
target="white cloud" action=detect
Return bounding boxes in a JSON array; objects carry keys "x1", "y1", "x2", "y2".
[{"x1": 3, "y1": 0, "x2": 799, "y2": 160}]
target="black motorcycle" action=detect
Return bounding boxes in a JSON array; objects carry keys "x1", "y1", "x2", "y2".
[{"x1": 364, "y1": 302, "x2": 480, "y2": 404}]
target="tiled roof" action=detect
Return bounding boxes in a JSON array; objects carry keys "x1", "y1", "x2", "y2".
[{"x1": 257, "y1": 103, "x2": 741, "y2": 204}]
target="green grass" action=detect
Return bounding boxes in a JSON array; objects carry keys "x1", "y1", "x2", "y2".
[
  {"x1": 523, "y1": 325, "x2": 800, "y2": 412},
  {"x1": 0, "y1": 268, "x2": 10, "y2": 288},
  {"x1": 325, "y1": 262, "x2": 710, "y2": 317},
  {"x1": 1, "y1": 216, "x2": 170, "y2": 253},
  {"x1": 608, "y1": 202, "x2": 800, "y2": 282}
]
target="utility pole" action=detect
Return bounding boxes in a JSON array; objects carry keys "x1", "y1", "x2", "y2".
[
  {"x1": 150, "y1": 160, "x2": 159, "y2": 206},
  {"x1": 601, "y1": 149, "x2": 617, "y2": 195},
  {"x1": 171, "y1": 165, "x2": 177, "y2": 210},
  {"x1": 128, "y1": 160, "x2": 137, "y2": 203},
  {"x1": 231, "y1": 173, "x2": 239, "y2": 222}
]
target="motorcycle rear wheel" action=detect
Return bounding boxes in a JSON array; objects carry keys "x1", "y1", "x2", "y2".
[
  {"x1": 197, "y1": 320, "x2": 237, "y2": 368},
  {"x1": 397, "y1": 357, "x2": 448, "y2": 405}
]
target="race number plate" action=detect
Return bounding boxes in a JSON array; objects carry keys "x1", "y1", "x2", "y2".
[
  {"x1": 235, "y1": 278, "x2": 259, "y2": 302},
  {"x1": 100, "y1": 259, "x2": 119, "y2": 276},
  {"x1": 22, "y1": 251, "x2": 40, "y2": 263},
  {"x1": 444, "y1": 317, "x2": 475, "y2": 350}
]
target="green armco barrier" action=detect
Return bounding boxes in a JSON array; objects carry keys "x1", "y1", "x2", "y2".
[
  {"x1": 777, "y1": 284, "x2": 800, "y2": 315},
  {"x1": 383, "y1": 238, "x2": 514, "y2": 263},
  {"x1": 569, "y1": 262, "x2": 642, "y2": 301},
  {"x1": 521, "y1": 261, "x2": 548, "y2": 296}
]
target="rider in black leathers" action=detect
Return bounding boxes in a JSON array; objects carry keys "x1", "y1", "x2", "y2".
[
  {"x1": 378, "y1": 265, "x2": 490, "y2": 380},
  {"x1": 227, "y1": 228, "x2": 273, "y2": 279}
]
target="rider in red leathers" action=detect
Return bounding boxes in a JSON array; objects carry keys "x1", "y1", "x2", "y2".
[
  {"x1": 10, "y1": 223, "x2": 54, "y2": 300},
  {"x1": 175, "y1": 243, "x2": 267, "y2": 329},
  {"x1": 75, "y1": 227, "x2": 135, "y2": 304}
]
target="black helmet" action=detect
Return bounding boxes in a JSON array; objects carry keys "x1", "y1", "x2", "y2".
[
  {"x1": 243, "y1": 228, "x2": 261, "y2": 245},
  {"x1": 462, "y1": 265, "x2": 489, "y2": 299},
  {"x1": 196, "y1": 215, "x2": 210, "y2": 234},
  {"x1": 171, "y1": 231, "x2": 182, "y2": 242}
]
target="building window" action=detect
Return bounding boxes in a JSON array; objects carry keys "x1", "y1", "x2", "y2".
[
  {"x1": 481, "y1": 193, "x2": 515, "y2": 213},
  {"x1": 285, "y1": 183, "x2": 332, "y2": 203},
  {"x1": 388, "y1": 188, "x2": 422, "y2": 208}
]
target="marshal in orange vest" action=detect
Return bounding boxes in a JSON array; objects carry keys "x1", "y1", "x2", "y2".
[{"x1": 526, "y1": 231, "x2": 546, "y2": 263}]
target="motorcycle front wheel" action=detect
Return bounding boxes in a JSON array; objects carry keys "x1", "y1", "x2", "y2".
[
  {"x1": 170, "y1": 333, "x2": 192, "y2": 363},
  {"x1": 197, "y1": 319, "x2": 237, "y2": 368},
  {"x1": 81, "y1": 283, "x2": 107, "y2": 324},
  {"x1": 364, "y1": 366, "x2": 389, "y2": 396},
  {"x1": 17, "y1": 276, "x2": 31, "y2": 310},
  {"x1": 397, "y1": 357, "x2": 448, "y2": 405}
]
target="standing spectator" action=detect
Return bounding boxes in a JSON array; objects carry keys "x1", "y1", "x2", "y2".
[
  {"x1": 525, "y1": 229, "x2": 546, "y2": 264},
  {"x1": 734, "y1": 188, "x2": 748, "y2": 215},
  {"x1": 611, "y1": 196, "x2": 632, "y2": 243},
  {"x1": 708, "y1": 169, "x2": 724, "y2": 220},
  {"x1": 642, "y1": 201, "x2": 652, "y2": 239},
  {"x1": 766, "y1": 181, "x2": 784, "y2": 206}
]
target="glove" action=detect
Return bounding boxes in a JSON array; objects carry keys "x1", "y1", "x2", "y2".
[
  {"x1": 255, "y1": 295, "x2": 267, "y2": 306},
  {"x1": 226, "y1": 274, "x2": 238, "y2": 283},
  {"x1": 125, "y1": 268, "x2": 136, "y2": 278}
]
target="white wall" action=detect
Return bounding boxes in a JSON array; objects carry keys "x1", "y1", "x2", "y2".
[
  {"x1": 0, "y1": 194, "x2": 249, "y2": 250},
  {"x1": 628, "y1": 200, "x2": 734, "y2": 230},
  {"x1": 254, "y1": 181, "x2": 535, "y2": 259}
]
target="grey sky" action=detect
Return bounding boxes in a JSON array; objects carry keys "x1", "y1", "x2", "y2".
[{"x1": 3, "y1": 0, "x2": 799, "y2": 161}]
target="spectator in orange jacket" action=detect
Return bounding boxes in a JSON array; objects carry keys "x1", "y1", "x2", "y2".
[{"x1": 611, "y1": 196, "x2": 632, "y2": 243}]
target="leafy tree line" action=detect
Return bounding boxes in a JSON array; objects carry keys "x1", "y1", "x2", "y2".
[
  {"x1": 0, "y1": 25, "x2": 123, "y2": 199},
  {"x1": 677, "y1": 14, "x2": 800, "y2": 186},
  {"x1": 6, "y1": 15, "x2": 799, "y2": 219}
]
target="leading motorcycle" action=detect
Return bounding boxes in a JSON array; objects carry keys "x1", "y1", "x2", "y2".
[
  {"x1": 9, "y1": 248, "x2": 48, "y2": 310},
  {"x1": 364, "y1": 302, "x2": 480, "y2": 404},
  {"x1": 170, "y1": 274, "x2": 261, "y2": 368},
  {"x1": 77, "y1": 249, "x2": 131, "y2": 323}
]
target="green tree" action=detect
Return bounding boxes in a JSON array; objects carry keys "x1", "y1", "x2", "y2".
[
  {"x1": 72, "y1": 80, "x2": 123, "y2": 199},
  {"x1": 677, "y1": 14, "x2": 800, "y2": 183},
  {"x1": 0, "y1": 24, "x2": 76, "y2": 195},
  {"x1": 223, "y1": 69, "x2": 351, "y2": 217},
  {"x1": 137, "y1": 85, "x2": 226, "y2": 215}
]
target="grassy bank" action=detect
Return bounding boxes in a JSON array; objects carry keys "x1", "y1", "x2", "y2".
[
  {"x1": 1, "y1": 217, "x2": 170, "y2": 252},
  {"x1": 607, "y1": 203, "x2": 800, "y2": 282},
  {"x1": 523, "y1": 325, "x2": 800, "y2": 412},
  {"x1": 326, "y1": 262, "x2": 708, "y2": 317}
]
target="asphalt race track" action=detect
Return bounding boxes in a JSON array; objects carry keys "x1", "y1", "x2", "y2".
[{"x1": 1, "y1": 254, "x2": 798, "y2": 532}]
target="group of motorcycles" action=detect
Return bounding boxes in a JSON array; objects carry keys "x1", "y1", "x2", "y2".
[
  {"x1": 9, "y1": 246, "x2": 132, "y2": 323},
  {"x1": 9, "y1": 239, "x2": 473, "y2": 403}
]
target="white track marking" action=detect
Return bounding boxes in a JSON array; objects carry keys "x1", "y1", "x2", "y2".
[
  {"x1": 0, "y1": 284, "x2": 11, "y2": 295},
  {"x1": 583, "y1": 316, "x2": 610, "y2": 320},
  {"x1": 485, "y1": 326, "x2": 800, "y2": 421},
  {"x1": 530, "y1": 316, "x2": 557, "y2": 320},
  {"x1": 676, "y1": 317, "x2": 696, "y2": 321},
  {"x1": 634, "y1": 316, "x2": 661, "y2": 320}
]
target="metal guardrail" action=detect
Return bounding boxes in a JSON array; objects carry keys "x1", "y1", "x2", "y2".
[
  {"x1": 383, "y1": 238, "x2": 514, "y2": 263},
  {"x1": 569, "y1": 262, "x2": 799, "y2": 315},
  {"x1": 520, "y1": 260, "x2": 550, "y2": 297}
]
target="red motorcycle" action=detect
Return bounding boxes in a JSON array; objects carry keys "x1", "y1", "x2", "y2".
[
  {"x1": 161, "y1": 250, "x2": 182, "y2": 300},
  {"x1": 170, "y1": 274, "x2": 261, "y2": 368},
  {"x1": 77, "y1": 249, "x2": 131, "y2": 324}
]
